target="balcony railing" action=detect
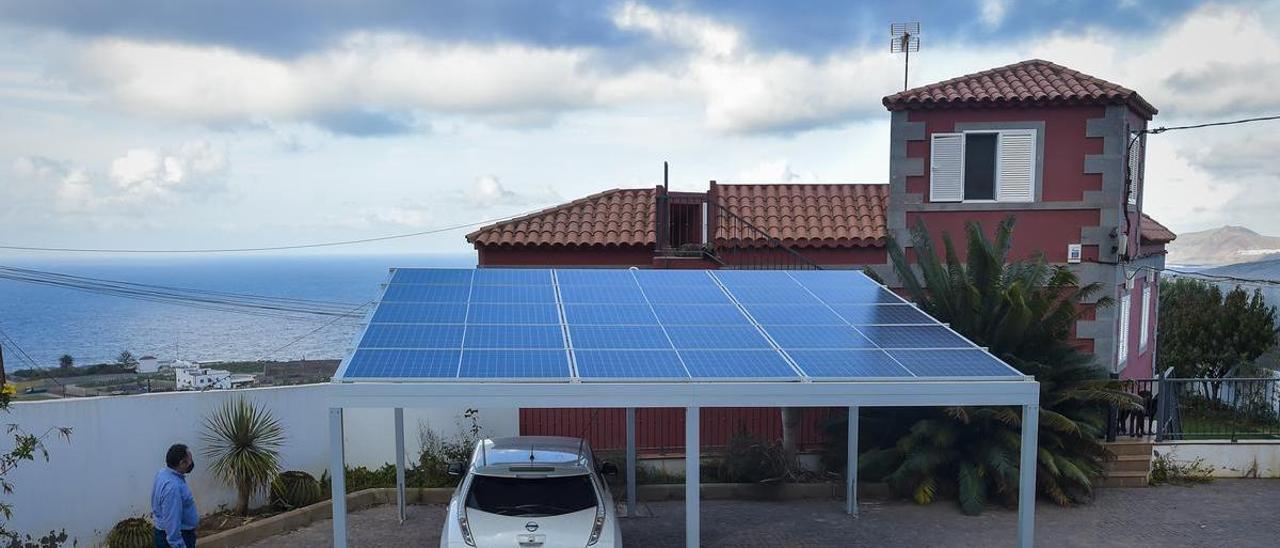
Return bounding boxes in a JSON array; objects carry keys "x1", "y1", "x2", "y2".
[
  {"x1": 655, "y1": 193, "x2": 821, "y2": 271},
  {"x1": 1113, "y1": 374, "x2": 1280, "y2": 442}
]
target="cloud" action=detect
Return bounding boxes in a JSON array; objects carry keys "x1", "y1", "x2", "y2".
[
  {"x1": 980, "y1": 0, "x2": 1009, "y2": 28},
  {"x1": 10, "y1": 141, "x2": 229, "y2": 215},
  {"x1": 465, "y1": 175, "x2": 560, "y2": 208},
  {"x1": 727, "y1": 160, "x2": 818, "y2": 183}
]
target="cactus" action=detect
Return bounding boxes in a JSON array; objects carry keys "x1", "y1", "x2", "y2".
[
  {"x1": 106, "y1": 517, "x2": 153, "y2": 548},
  {"x1": 270, "y1": 470, "x2": 322, "y2": 510}
]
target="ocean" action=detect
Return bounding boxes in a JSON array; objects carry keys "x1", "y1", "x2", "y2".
[{"x1": 0, "y1": 254, "x2": 474, "y2": 368}]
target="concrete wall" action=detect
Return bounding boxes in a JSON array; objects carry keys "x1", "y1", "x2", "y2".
[
  {"x1": 2, "y1": 385, "x2": 517, "y2": 546},
  {"x1": 1157, "y1": 442, "x2": 1280, "y2": 478}
]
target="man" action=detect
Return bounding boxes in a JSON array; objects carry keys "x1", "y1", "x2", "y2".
[{"x1": 153, "y1": 443, "x2": 199, "y2": 548}]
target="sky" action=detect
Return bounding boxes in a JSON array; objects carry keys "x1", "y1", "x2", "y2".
[{"x1": 1, "y1": 0, "x2": 1279, "y2": 256}]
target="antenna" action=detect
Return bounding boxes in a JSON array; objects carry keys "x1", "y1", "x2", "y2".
[{"x1": 890, "y1": 22, "x2": 921, "y2": 91}]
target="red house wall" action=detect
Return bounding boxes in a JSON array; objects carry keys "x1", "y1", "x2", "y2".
[{"x1": 478, "y1": 244, "x2": 653, "y2": 267}]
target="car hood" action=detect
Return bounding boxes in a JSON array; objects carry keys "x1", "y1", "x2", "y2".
[{"x1": 467, "y1": 506, "x2": 596, "y2": 548}]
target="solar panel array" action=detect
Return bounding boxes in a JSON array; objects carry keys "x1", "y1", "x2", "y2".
[{"x1": 337, "y1": 268, "x2": 1024, "y2": 382}]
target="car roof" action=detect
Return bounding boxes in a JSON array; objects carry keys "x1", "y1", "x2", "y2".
[{"x1": 471, "y1": 436, "x2": 593, "y2": 475}]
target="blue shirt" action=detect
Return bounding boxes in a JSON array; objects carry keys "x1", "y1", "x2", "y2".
[{"x1": 151, "y1": 467, "x2": 198, "y2": 547}]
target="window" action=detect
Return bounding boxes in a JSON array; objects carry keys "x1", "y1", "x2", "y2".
[
  {"x1": 930, "y1": 129, "x2": 1036, "y2": 203},
  {"x1": 466, "y1": 474, "x2": 597, "y2": 517},
  {"x1": 1117, "y1": 293, "x2": 1131, "y2": 364},
  {"x1": 1139, "y1": 284, "x2": 1151, "y2": 352}
]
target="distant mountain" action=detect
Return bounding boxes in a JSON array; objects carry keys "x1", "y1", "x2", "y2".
[
  {"x1": 1166, "y1": 225, "x2": 1280, "y2": 267},
  {"x1": 1199, "y1": 257, "x2": 1280, "y2": 310}
]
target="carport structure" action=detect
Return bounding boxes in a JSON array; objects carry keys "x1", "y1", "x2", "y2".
[{"x1": 328, "y1": 268, "x2": 1041, "y2": 547}]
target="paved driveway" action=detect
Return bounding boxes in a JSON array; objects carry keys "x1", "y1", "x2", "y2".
[{"x1": 249, "y1": 480, "x2": 1280, "y2": 547}]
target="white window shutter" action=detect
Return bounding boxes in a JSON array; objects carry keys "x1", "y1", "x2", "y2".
[
  {"x1": 996, "y1": 129, "x2": 1035, "y2": 202},
  {"x1": 930, "y1": 133, "x2": 964, "y2": 202},
  {"x1": 1117, "y1": 295, "x2": 1131, "y2": 364},
  {"x1": 1127, "y1": 135, "x2": 1142, "y2": 206},
  {"x1": 1140, "y1": 284, "x2": 1151, "y2": 351}
]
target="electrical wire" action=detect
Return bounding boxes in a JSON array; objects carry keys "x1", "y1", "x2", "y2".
[
  {"x1": 0, "y1": 205, "x2": 551, "y2": 253},
  {"x1": 1140, "y1": 114, "x2": 1280, "y2": 136},
  {"x1": 255, "y1": 300, "x2": 375, "y2": 361},
  {"x1": 0, "y1": 326, "x2": 66, "y2": 389}
]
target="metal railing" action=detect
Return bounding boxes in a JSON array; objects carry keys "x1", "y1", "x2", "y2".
[
  {"x1": 1112, "y1": 374, "x2": 1280, "y2": 442},
  {"x1": 655, "y1": 192, "x2": 821, "y2": 270}
]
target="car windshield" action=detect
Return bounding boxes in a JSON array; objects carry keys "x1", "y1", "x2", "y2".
[{"x1": 465, "y1": 474, "x2": 597, "y2": 517}]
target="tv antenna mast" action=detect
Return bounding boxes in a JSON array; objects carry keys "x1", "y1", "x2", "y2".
[{"x1": 891, "y1": 22, "x2": 921, "y2": 91}]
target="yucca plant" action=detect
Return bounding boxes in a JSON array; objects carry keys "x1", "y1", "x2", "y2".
[
  {"x1": 202, "y1": 397, "x2": 286, "y2": 515},
  {"x1": 860, "y1": 216, "x2": 1138, "y2": 514}
]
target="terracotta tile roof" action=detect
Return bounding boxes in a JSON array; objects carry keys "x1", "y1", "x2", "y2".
[
  {"x1": 714, "y1": 184, "x2": 889, "y2": 248},
  {"x1": 466, "y1": 188, "x2": 657, "y2": 247},
  {"x1": 1139, "y1": 213, "x2": 1176, "y2": 244},
  {"x1": 883, "y1": 59, "x2": 1157, "y2": 118}
]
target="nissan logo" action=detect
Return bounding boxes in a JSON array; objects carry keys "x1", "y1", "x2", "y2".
[{"x1": 525, "y1": 521, "x2": 539, "y2": 532}]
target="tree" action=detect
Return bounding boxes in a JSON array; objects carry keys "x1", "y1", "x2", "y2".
[
  {"x1": 116, "y1": 351, "x2": 138, "y2": 369},
  {"x1": 57, "y1": 355, "x2": 73, "y2": 371},
  {"x1": 857, "y1": 217, "x2": 1136, "y2": 514},
  {"x1": 202, "y1": 397, "x2": 286, "y2": 515},
  {"x1": 1158, "y1": 278, "x2": 1277, "y2": 386}
]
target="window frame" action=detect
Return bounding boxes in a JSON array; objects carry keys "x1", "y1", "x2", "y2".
[
  {"x1": 929, "y1": 129, "x2": 1037, "y2": 204},
  {"x1": 1139, "y1": 283, "x2": 1151, "y2": 352}
]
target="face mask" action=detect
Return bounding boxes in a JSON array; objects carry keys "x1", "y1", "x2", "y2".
[{"x1": 185, "y1": 458, "x2": 196, "y2": 474}]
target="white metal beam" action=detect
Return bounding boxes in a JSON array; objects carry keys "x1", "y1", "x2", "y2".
[
  {"x1": 1018, "y1": 404, "x2": 1039, "y2": 548},
  {"x1": 394, "y1": 407, "x2": 406, "y2": 523},
  {"x1": 329, "y1": 408, "x2": 348, "y2": 548},
  {"x1": 329, "y1": 379, "x2": 1039, "y2": 409},
  {"x1": 686, "y1": 406, "x2": 700, "y2": 548}
]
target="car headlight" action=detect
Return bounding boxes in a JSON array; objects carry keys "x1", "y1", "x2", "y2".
[{"x1": 587, "y1": 507, "x2": 606, "y2": 546}]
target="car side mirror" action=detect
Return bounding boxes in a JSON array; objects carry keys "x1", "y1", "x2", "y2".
[
  {"x1": 599, "y1": 461, "x2": 619, "y2": 476},
  {"x1": 447, "y1": 462, "x2": 465, "y2": 476}
]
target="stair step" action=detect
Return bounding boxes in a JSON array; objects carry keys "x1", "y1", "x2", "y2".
[
  {"x1": 1104, "y1": 441, "x2": 1155, "y2": 457},
  {"x1": 1104, "y1": 455, "x2": 1152, "y2": 473},
  {"x1": 1099, "y1": 470, "x2": 1150, "y2": 488}
]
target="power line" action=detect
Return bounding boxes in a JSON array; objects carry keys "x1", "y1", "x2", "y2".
[
  {"x1": 1140, "y1": 114, "x2": 1280, "y2": 136},
  {"x1": 255, "y1": 300, "x2": 375, "y2": 361},
  {"x1": 0, "y1": 326, "x2": 65, "y2": 389},
  {"x1": 0, "y1": 207, "x2": 547, "y2": 254}
]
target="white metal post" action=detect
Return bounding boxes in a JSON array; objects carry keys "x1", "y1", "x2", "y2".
[
  {"x1": 394, "y1": 407, "x2": 406, "y2": 523},
  {"x1": 686, "y1": 406, "x2": 700, "y2": 548},
  {"x1": 846, "y1": 406, "x2": 859, "y2": 516},
  {"x1": 626, "y1": 407, "x2": 637, "y2": 516},
  {"x1": 329, "y1": 407, "x2": 348, "y2": 548},
  {"x1": 1018, "y1": 404, "x2": 1039, "y2": 548}
]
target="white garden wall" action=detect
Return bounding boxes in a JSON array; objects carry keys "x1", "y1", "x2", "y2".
[
  {"x1": 1, "y1": 384, "x2": 517, "y2": 546},
  {"x1": 1157, "y1": 441, "x2": 1280, "y2": 478}
]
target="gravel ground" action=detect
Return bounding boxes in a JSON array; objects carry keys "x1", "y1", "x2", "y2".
[{"x1": 248, "y1": 479, "x2": 1280, "y2": 547}]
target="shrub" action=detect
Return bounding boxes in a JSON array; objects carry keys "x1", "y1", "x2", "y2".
[
  {"x1": 1150, "y1": 451, "x2": 1215, "y2": 485},
  {"x1": 201, "y1": 397, "x2": 286, "y2": 515},
  {"x1": 105, "y1": 517, "x2": 152, "y2": 548},
  {"x1": 718, "y1": 430, "x2": 785, "y2": 483},
  {"x1": 270, "y1": 471, "x2": 322, "y2": 510}
]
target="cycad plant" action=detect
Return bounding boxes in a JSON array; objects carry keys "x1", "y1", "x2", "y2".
[
  {"x1": 202, "y1": 397, "x2": 286, "y2": 515},
  {"x1": 860, "y1": 216, "x2": 1137, "y2": 514}
]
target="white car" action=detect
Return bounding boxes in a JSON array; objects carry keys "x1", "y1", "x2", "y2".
[{"x1": 441, "y1": 436, "x2": 623, "y2": 548}]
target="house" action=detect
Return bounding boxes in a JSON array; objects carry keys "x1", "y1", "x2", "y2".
[
  {"x1": 137, "y1": 355, "x2": 159, "y2": 373},
  {"x1": 175, "y1": 367, "x2": 233, "y2": 390},
  {"x1": 466, "y1": 59, "x2": 1175, "y2": 449}
]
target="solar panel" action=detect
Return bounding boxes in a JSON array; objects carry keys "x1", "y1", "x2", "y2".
[
  {"x1": 829, "y1": 304, "x2": 933, "y2": 325},
  {"x1": 789, "y1": 350, "x2": 914, "y2": 378},
  {"x1": 857, "y1": 325, "x2": 972, "y2": 348},
  {"x1": 344, "y1": 349, "x2": 460, "y2": 378},
  {"x1": 463, "y1": 325, "x2": 565, "y2": 349},
  {"x1": 466, "y1": 303, "x2": 561, "y2": 325},
  {"x1": 469, "y1": 285, "x2": 557, "y2": 304},
  {"x1": 343, "y1": 268, "x2": 1023, "y2": 383},
  {"x1": 761, "y1": 325, "x2": 877, "y2": 349},
  {"x1": 650, "y1": 304, "x2": 753, "y2": 326},
  {"x1": 886, "y1": 349, "x2": 1019, "y2": 377},
  {"x1": 743, "y1": 304, "x2": 845, "y2": 325},
  {"x1": 574, "y1": 350, "x2": 689, "y2": 380},
  {"x1": 555, "y1": 269, "x2": 637, "y2": 286},
  {"x1": 381, "y1": 284, "x2": 471, "y2": 303},
  {"x1": 360, "y1": 324, "x2": 464, "y2": 348},
  {"x1": 473, "y1": 269, "x2": 552, "y2": 286},
  {"x1": 678, "y1": 350, "x2": 798, "y2": 379},
  {"x1": 370, "y1": 303, "x2": 467, "y2": 324},
  {"x1": 642, "y1": 285, "x2": 732, "y2": 304},
  {"x1": 664, "y1": 326, "x2": 772, "y2": 349},
  {"x1": 389, "y1": 268, "x2": 472, "y2": 285},
  {"x1": 568, "y1": 326, "x2": 672, "y2": 349},
  {"x1": 563, "y1": 304, "x2": 658, "y2": 325},
  {"x1": 458, "y1": 350, "x2": 570, "y2": 379},
  {"x1": 559, "y1": 284, "x2": 647, "y2": 304}
]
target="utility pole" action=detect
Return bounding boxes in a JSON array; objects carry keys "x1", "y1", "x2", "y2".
[{"x1": 0, "y1": 343, "x2": 7, "y2": 389}]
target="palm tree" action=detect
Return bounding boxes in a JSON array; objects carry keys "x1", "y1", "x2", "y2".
[
  {"x1": 201, "y1": 397, "x2": 286, "y2": 515},
  {"x1": 859, "y1": 217, "x2": 1137, "y2": 514}
]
